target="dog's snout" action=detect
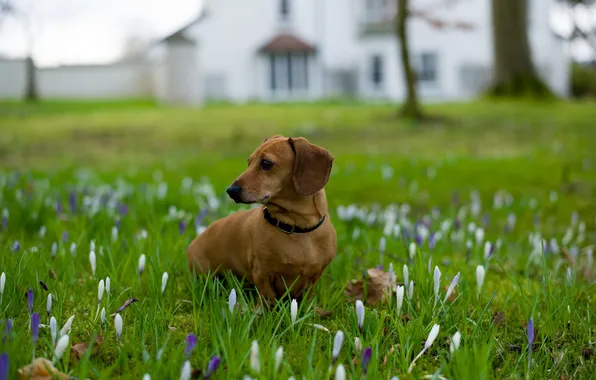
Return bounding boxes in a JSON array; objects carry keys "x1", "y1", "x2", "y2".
[{"x1": 226, "y1": 185, "x2": 243, "y2": 202}]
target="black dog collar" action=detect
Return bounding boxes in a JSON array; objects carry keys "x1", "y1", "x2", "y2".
[{"x1": 263, "y1": 207, "x2": 326, "y2": 234}]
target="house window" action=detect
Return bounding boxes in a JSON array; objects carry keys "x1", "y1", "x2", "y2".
[
  {"x1": 280, "y1": 0, "x2": 290, "y2": 22},
  {"x1": 365, "y1": 0, "x2": 394, "y2": 23},
  {"x1": 370, "y1": 54, "x2": 384, "y2": 89},
  {"x1": 269, "y1": 53, "x2": 308, "y2": 93},
  {"x1": 415, "y1": 52, "x2": 438, "y2": 85}
]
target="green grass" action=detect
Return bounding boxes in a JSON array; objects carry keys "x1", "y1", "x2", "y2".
[{"x1": 0, "y1": 99, "x2": 595, "y2": 379}]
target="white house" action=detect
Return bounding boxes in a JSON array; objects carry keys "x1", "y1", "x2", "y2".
[{"x1": 152, "y1": 0, "x2": 570, "y2": 104}]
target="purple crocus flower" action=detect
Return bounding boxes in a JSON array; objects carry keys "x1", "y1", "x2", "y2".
[
  {"x1": 195, "y1": 209, "x2": 209, "y2": 228},
  {"x1": 527, "y1": 317, "x2": 535, "y2": 347},
  {"x1": 27, "y1": 289, "x2": 33, "y2": 314},
  {"x1": 39, "y1": 281, "x2": 48, "y2": 292},
  {"x1": 119, "y1": 203, "x2": 128, "y2": 216},
  {"x1": 117, "y1": 298, "x2": 138, "y2": 313},
  {"x1": 203, "y1": 355, "x2": 221, "y2": 379},
  {"x1": 31, "y1": 313, "x2": 40, "y2": 344},
  {"x1": 482, "y1": 213, "x2": 490, "y2": 227},
  {"x1": 415, "y1": 234, "x2": 422, "y2": 246},
  {"x1": 11, "y1": 241, "x2": 19, "y2": 252},
  {"x1": 3, "y1": 320, "x2": 12, "y2": 342},
  {"x1": 62, "y1": 231, "x2": 68, "y2": 243},
  {"x1": 0, "y1": 352, "x2": 8, "y2": 380},
  {"x1": 362, "y1": 347, "x2": 372, "y2": 375},
  {"x1": 429, "y1": 233, "x2": 436, "y2": 250},
  {"x1": 1, "y1": 216, "x2": 6, "y2": 232},
  {"x1": 184, "y1": 333, "x2": 197, "y2": 357},
  {"x1": 179, "y1": 219, "x2": 186, "y2": 235},
  {"x1": 68, "y1": 191, "x2": 77, "y2": 214},
  {"x1": 375, "y1": 264, "x2": 383, "y2": 270},
  {"x1": 56, "y1": 198, "x2": 63, "y2": 215},
  {"x1": 453, "y1": 218, "x2": 461, "y2": 231}
]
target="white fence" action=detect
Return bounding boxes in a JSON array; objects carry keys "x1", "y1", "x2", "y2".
[{"x1": 0, "y1": 58, "x2": 153, "y2": 100}]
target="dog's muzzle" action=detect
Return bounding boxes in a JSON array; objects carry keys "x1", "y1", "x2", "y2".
[{"x1": 226, "y1": 185, "x2": 243, "y2": 203}]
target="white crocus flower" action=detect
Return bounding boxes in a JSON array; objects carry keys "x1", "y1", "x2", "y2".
[
  {"x1": 433, "y1": 266, "x2": 441, "y2": 307},
  {"x1": 409, "y1": 324, "x2": 440, "y2": 372},
  {"x1": 476, "y1": 265, "x2": 486, "y2": 296},
  {"x1": 89, "y1": 250, "x2": 96, "y2": 275},
  {"x1": 291, "y1": 299, "x2": 298, "y2": 325},
  {"x1": 275, "y1": 346, "x2": 283, "y2": 372},
  {"x1": 161, "y1": 272, "x2": 169, "y2": 294},
  {"x1": 54, "y1": 334, "x2": 69, "y2": 362},
  {"x1": 450, "y1": 331, "x2": 461, "y2": 354},
  {"x1": 443, "y1": 272, "x2": 460, "y2": 303},
  {"x1": 250, "y1": 340, "x2": 260, "y2": 373},
  {"x1": 396, "y1": 285, "x2": 405, "y2": 315}
]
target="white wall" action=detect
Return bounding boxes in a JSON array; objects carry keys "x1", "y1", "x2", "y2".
[
  {"x1": 190, "y1": 0, "x2": 322, "y2": 102},
  {"x1": 0, "y1": 58, "x2": 27, "y2": 99},
  {"x1": 0, "y1": 59, "x2": 152, "y2": 100},
  {"x1": 327, "y1": 0, "x2": 569, "y2": 101}
]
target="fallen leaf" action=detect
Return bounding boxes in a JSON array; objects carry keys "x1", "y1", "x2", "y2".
[
  {"x1": 168, "y1": 326, "x2": 177, "y2": 332},
  {"x1": 17, "y1": 357, "x2": 69, "y2": 380},
  {"x1": 344, "y1": 268, "x2": 396, "y2": 305},
  {"x1": 49, "y1": 268, "x2": 57, "y2": 280},
  {"x1": 71, "y1": 342, "x2": 89, "y2": 360},
  {"x1": 315, "y1": 307, "x2": 332, "y2": 318},
  {"x1": 70, "y1": 335, "x2": 103, "y2": 361}
]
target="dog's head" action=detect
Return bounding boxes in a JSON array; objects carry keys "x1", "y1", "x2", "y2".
[{"x1": 226, "y1": 135, "x2": 334, "y2": 204}]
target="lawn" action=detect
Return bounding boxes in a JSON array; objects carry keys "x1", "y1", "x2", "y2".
[{"x1": 0, "y1": 99, "x2": 595, "y2": 379}]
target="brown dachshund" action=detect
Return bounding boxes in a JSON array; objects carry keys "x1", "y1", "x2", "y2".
[{"x1": 186, "y1": 135, "x2": 337, "y2": 306}]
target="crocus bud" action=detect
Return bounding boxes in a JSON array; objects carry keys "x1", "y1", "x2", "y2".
[
  {"x1": 403, "y1": 265, "x2": 409, "y2": 291},
  {"x1": 332, "y1": 330, "x2": 344, "y2": 364},
  {"x1": 355, "y1": 300, "x2": 365, "y2": 332},
  {"x1": 409, "y1": 242, "x2": 416, "y2": 259},
  {"x1": 443, "y1": 272, "x2": 460, "y2": 303},
  {"x1": 228, "y1": 289, "x2": 236, "y2": 314},
  {"x1": 433, "y1": 266, "x2": 441, "y2": 307},
  {"x1": 396, "y1": 286, "x2": 404, "y2": 315},
  {"x1": 408, "y1": 281, "x2": 414, "y2": 301},
  {"x1": 450, "y1": 331, "x2": 461, "y2": 354},
  {"x1": 138, "y1": 254, "x2": 146, "y2": 276},
  {"x1": 54, "y1": 334, "x2": 69, "y2": 362},
  {"x1": 335, "y1": 364, "x2": 346, "y2": 380},
  {"x1": 98, "y1": 280, "x2": 104, "y2": 304},
  {"x1": 250, "y1": 340, "x2": 260, "y2": 373},
  {"x1": 291, "y1": 299, "x2": 298, "y2": 325},
  {"x1": 46, "y1": 294, "x2": 52, "y2": 316},
  {"x1": 89, "y1": 251, "x2": 96, "y2": 276},
  {"x1": 101, "y1": 308, "x2": 106, "y2": 325},
  {"x1": 161, "y1": 272, "x2": 168, "y2": 294},
  {"x1": 476, "y1": 265, "x2": 486, "y2": 296},
  {"x1": 180, "y1": 360, "x2": 191, "y2": 380},
  {"x1": 275, "y1": 346, "x2": 283, "y2": 372},
  {"x1": 60, "y1": 315, "x2": 75, "y2": 337},
  {"x1": 50, "y1": 316, "x2": 57, "y2": 346},
  {"x1": 0, "y1": 272, "x2": 5, "y2": 295},
  {"x1": 115, "y1": 313, "x2": 123, "y2": 342}
]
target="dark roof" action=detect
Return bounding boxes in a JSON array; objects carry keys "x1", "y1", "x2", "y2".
[
  {"x1": 258, "y1": 34, "x2": 316, "y2": 53},
  {"x1": 155, "y1": 11, "x2": 208, "y2": 46}
]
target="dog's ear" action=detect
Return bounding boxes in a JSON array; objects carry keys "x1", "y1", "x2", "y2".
[{"x1": 289, "y1": 137, "x2": 334, "y2": 196}]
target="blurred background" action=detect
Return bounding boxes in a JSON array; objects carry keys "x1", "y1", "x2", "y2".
[{"x1": 0, "y1": 0, "x2": 595, "y2": 195}]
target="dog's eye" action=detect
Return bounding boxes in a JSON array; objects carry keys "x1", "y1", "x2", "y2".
[{"x1": 260, "y1": 159, "x2": 274, "y2": 171}]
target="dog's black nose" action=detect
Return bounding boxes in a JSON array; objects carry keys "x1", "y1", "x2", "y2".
[{"x1": 226, "y1": 185, "x2": 243, "y2": 202}]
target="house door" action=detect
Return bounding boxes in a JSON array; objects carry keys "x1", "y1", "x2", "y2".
[{"x1": 268, "y1": 53, "x2": 309, "y2": 98}]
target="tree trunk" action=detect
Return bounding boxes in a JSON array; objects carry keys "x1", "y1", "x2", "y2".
[
  {"x1": 396, "y1": 0, "x2": 424, "y2": 119},
  {"x1": 24, "y1": 56, "x2": 38, "y2": 102},
  {"x1": 488, "y1": 0, "x2": 553, "y2": 98}
]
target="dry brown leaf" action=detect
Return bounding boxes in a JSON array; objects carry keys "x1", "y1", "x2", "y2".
[
  {"x1": 17, "y1": 357, "x2": 69, "y2": 380},
  {"x1": 315, "y1": 307, "x2": 332, "y2": 318},
  {"x1": 70, "y1": 335, "x2": 103, "y2": 361},
  {"x1": 344, "y1": 268, "x2": 396, "y2": 306},
  {"x1": 49, "y1": 268, "x2": 57, "y2": 280}
]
